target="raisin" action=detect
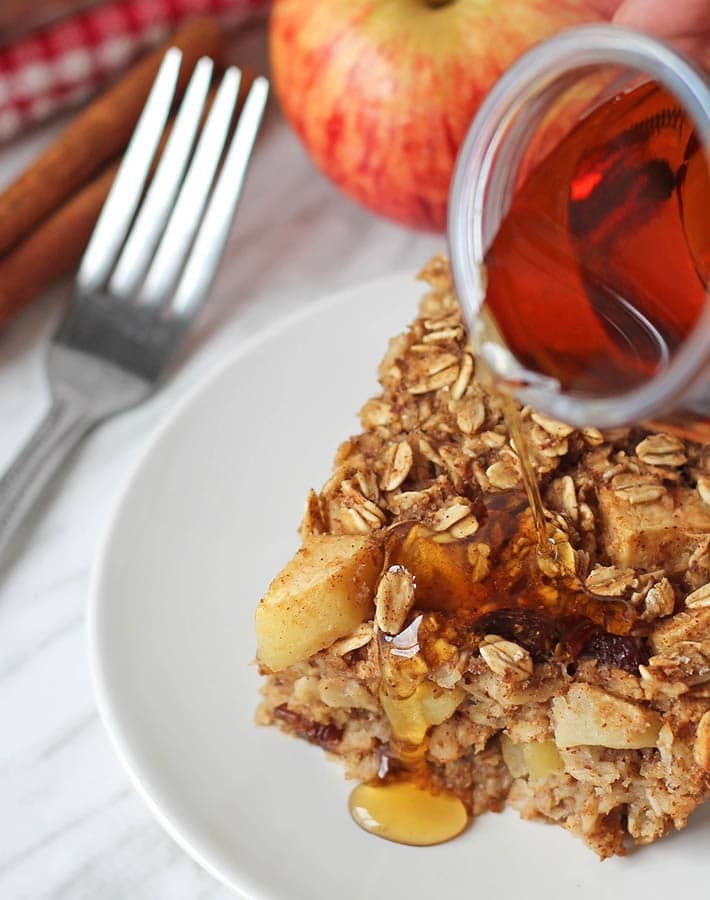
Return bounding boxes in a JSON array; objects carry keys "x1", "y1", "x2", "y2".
[
  {"x1": 580, "y1": 632, "x2": 647, "y2": 674},
  {"x1": 557, "y1": 615, "x2": 647, "y2": 673},
  {"x1": 473, "y1": 607, "x2": 557, "y2": 661},
  {"x1": 557, "y1": 615, "x2": 601, "y2": 658},
  {"x1": 274, "y1": 705, "x2": 343, "y2": 751}
]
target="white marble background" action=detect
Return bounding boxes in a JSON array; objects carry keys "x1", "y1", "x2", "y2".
[{"x1": 0, "y1": 24, "x2": 440, "y2": 899}]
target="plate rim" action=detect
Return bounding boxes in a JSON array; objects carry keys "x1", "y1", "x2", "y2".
[{"x1": 86, "y1": 269, "x2": 416, "y2": 898}]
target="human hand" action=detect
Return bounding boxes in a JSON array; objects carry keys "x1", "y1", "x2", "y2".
[{"x1": 591, "y1": 0, "x2": 710, "y2": 67}]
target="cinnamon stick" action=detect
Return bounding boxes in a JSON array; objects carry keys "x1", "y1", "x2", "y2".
[
  {"x1": 0, "y1": 17, "x2": 223, "y2": 259},
  {"x1": 0, "y1": 163, "x2": 118, "y2": 328}
]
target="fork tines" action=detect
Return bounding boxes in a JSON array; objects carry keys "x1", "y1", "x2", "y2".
[{"x1": 78, "y1": 48, "x2": 268, "y2": 318}]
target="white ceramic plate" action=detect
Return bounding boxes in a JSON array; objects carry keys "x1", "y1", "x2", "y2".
[{"x1": 89, "y1": 272, "x2": 709, "y2": 900}]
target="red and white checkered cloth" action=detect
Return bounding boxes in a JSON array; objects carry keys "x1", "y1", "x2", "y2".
[{"x1": 0, "y1": 0, "x2": 270, "y2": 143}]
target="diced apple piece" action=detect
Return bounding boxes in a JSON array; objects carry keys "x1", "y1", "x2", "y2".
[
  {"x1": 695, "y1": 711, "x2": 710, "y2": 771},
  {"x1": 255, "y1": 535, "x2": 383, "y2": 672},
  {"x1": 524, "y1": 740, "x2": 564, "y2": 781},
  {"x1": 500, "y1": 734, "x2": 527, "y2": 778},
  {"x1": 501, "y1": 735, "x2": 564, "y2": 780},
  {"x1": 381, "y1": 683, "x2": 465, "y2": 744},
  {"x1": 552, "y1": 684, "x2": 661, "y2": 750},
  {"x1": 598, "y1": 485, "x2": 710, "y2": 574},
  {"x1": 394, "y1": 525, "x2": 475, "y2": 612},
  {"x1": 420, "y1": 684, "x2": 466, "y2": 729}
]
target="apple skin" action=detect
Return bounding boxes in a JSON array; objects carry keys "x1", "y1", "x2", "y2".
[{"x1": 270, "y1": 0, "x2": 604, "y2": 231}]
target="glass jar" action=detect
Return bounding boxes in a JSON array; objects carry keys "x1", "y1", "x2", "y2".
[{"x1": 448, "y1": 25, "x2": 709, "y2": 440}]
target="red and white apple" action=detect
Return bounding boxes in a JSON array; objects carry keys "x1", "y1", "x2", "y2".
[{"x1": 270, "y1": 0, "x2": 605, "y2": 231}]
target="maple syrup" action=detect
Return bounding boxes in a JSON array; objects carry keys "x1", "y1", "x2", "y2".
[
  {"x1": 388, "y1": 490, "x2": 633, "y2": 634},
  {"x1": 349, "y1": 616, "x2": 469, "y2": 845},
  {"x1": 349, "y1": 614, "x2": 470, "y2": 845},
  {"x1": 485, "y1": 83, "x2": 710, "y2": 395},
  {"x1": 349, "y1": 778, "x2": 469, "y2": 846},
  {"x1": 482, "y1": 80, "x2": 708, "y2": 435},
  {"x1": 501, "y1": 394, "x2": 549, "y2": 551}
]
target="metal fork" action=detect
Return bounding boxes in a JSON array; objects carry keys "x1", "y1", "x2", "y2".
[{"x1": 0, "y1": 49, "x2": 268, "y2": 566}]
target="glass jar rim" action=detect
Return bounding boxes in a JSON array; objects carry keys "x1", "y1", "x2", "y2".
[{"x1": 448, "y1": 24, "x2": 710, "y2": 429}]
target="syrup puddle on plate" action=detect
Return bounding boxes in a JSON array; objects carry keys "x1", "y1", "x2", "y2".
[{"x1": 349, "y1": 780, "x2": 468, "y2": 846}]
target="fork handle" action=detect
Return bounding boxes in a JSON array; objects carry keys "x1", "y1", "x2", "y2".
[{"x1": 0, "y1": 393, "x2": 95, "y2": 568}]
